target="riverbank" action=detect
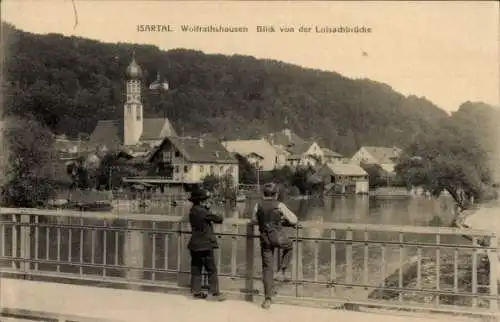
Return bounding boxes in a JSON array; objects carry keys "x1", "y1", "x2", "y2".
[
  {"x1": 369, "y1": 252, "x2": 492, "y2": 307},
  {"x1": 370, "y1": 202, "x2": 499, "y2": 308}
]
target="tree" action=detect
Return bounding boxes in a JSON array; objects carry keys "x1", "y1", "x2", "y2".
[
  {"x1": 234, "y1": 153, "x2": 258, "y2": 184},
  {"x1": 1, "y1": 116, "x2": 59, "y2": 207},
  {"x1": 66, "y1": 150, "x2": 145, "y2": 190},
  {"x1": 360, "y1": 162, "x2": 387, "y2": 189},
  {"x1": 395, "y1": 116, "x2": 494, "y2": 213},
  {"x1": 202, "y1": 174, "x2": 237, "y2": 201},
  {"x1": 291, "y1": 166, "x2": 323, "y2": 195}
]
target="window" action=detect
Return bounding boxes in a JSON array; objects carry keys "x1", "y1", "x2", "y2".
[
  {"x1": 210, "y1": 165, "x2": 214, "y2": 174},
  {"x1": 136, "y1": 106, "x2": 141, "y2": 120},
  {"x1": 162, "y1": 151, "x2": 171, "y2": 162},
  {"x1": 184, "y1": 165, "x2": 189, "y2": 173},
  {"x1": 175, "y1": 166, "x2": 179, "y2": 173},
  {"x1": 127, "y1": 104, "x2": 132, "y2": 113},
  {"x1": 200, "y1": 165, "x2": 204, "y2": 173},
  {"x1": 130, "y1": 81, "x2": 139, "y2": 93},
  {"x1": 175, "y1": 151, "x2": 180, "y2": 157},
  {"x1": 219, "y1": 166, "x2": 224, "y2": 173}
]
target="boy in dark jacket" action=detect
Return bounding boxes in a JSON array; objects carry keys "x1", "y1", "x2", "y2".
[{"x1": 187, "y1": 187, "x2": 226, "y2": 301}]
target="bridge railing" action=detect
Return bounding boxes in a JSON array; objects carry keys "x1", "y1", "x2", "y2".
[{"x1": 0, "y1": 207, "x2": 498, "y2": 318}]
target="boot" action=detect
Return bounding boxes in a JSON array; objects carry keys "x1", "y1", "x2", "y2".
[
  {"x1": 282, "y1": 270, "x2": 292, "y2": 282},
  {"x1": 209, "y1": 292, "x2": 227, "y2": 302},
  {"x1": 193, "y1": 292, "x2": 207, "y2": 299},
  {"x1": 261, "y1": 298, "x2": 272, "y2": 309},
  {"x1": 276, "y1": 270, "x2": 291, "y2": 282}
]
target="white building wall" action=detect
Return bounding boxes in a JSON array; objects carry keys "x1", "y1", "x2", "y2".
[
  {"x1": 356, "y1": 180, "x2": 369, "y2": 194},
  {"x1": 350, "y1": 147, "x2": 377, "y2": 165}
]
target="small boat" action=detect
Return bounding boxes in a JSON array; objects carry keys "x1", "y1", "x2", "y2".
[{"x1": 68, "y1": 201, "x2": 114, "y2": 212}]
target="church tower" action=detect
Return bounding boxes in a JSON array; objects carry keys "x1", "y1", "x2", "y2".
[{"x1": 123, "y1": 56, "x2": 144, "y2": 146}]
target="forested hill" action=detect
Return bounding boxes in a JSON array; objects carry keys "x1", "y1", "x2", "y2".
[{"x1": 3, "y1": 23, "x2": 453, "y2": 155}]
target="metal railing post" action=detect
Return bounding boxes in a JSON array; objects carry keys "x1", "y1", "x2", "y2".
[
  {"x1": 244, "y1": 222, "x2": 255, "y2": 302},
  {"x1": 488, "y1": 234, "x2": 499, "y2": 314},
  {"x1": 19, "y1": 214, "x2": 31, "y2": 274}
]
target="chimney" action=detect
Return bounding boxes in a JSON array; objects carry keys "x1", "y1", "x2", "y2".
[
  {"x1": 269, "y1": 133, "x2": 275, "y2": 145},
  {"x1": 284, "y1": 129, "x2": 291, "y2": 142}
]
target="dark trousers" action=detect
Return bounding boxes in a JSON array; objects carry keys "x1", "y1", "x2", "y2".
[
  {"x1": 190, "y1": 249, "x2": 219, "y2": 294},
  {"x1": 260, "y1": 240, "x2": 293, "y2": 300}
]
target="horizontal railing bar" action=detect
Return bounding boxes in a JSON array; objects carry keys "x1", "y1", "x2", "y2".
[
  {"x1": 3, "y1": 253, "x2": 497, "y2": 300},
  {"x1": 277, "y1": 294, "x2": 500, "y2": 317},
  {"x1": 2, "y1": 263, "x2": 497, "y2": 301},
  {"x1": 1, "y1": 223, "x2": 496, "y2": 247},
  {"x1": 4, "y1": 221, "x2": 494, "y2": 251},
  {"x1": 1, "y1": 207, "x2": 496, "y2": 236},
  {"x1": 0, "y1": 208, "x2": 186, "y2": 223},
  {"x1": 290, "y1": 278, "x2": 499, "y2": 299},
  {"x1": 0, "y1": 258, "x2": 247, "y2": 280}
]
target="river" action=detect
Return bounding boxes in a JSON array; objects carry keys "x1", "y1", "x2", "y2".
[{"x1": 234, "y1": 194, "x2": 456, "y2": 225}]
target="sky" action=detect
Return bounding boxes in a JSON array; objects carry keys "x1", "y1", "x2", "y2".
[{"x1": 1, "y1": 0, "x2": 499, "y2": 112}]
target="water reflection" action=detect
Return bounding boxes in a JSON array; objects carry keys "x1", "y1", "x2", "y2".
[{"x1": 233, "y1": 195, "x2": 456, "y2": 226}]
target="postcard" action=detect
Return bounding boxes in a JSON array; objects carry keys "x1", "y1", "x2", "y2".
[{"x1": 1, "y1": 1, "x2": 499, "y2": 321}]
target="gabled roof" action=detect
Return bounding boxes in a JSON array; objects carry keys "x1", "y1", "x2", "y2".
[
  {"x1": 265, "y1": 129, "x2": 306, "y2": 147},
  {"x1": 323, "y1": 163, "x2": 367, "y2": 177},
  {"x1": 88, "y1": 120, "x2": 123, "y2": 151},
  {"x1": 287, "y1": 155, "x2": 302, "y2": 160},
  {"x1": 149, "y1": 136, "x2": 238, "y2": 164},
  {"x1": 88, "y1": 117, "x2": 177, "y2": 150},
  {"x1": 287, "y1": 141, "x2": 314, "y2": 155},
  {"x1": 360, "y1": 146, "x2": 402, "y2": 164},
  {"x1": 222, "y1": 139, "x2": 277, "y2": 159},
  {"x1": 273, "y1": 144, "x2": 291, "y2": 156},
  {"x1": 139, "y1": 118, "x2": 177, "y2": 141},
  {"x1": 321, "y1": 148, "x2": 343, "y2": 158},
  {"x1": 54, "y1": 139, "x2": 76, "y2": 151},
  {"x1": 246, "y1": 152, "x2": 264, "y2": 159},
  {"x1": 286, "y1": 153, "x2": 320, "y2": 162}
]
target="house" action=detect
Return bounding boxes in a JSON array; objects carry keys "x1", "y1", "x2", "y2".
[
  {"x1": 222, "y1": 139, "x2": 285, "y2": 171},
  {"x1": 54, "y1": 134, "x2": 94, "y2": 160},
  {"x1": 350, "y1": 146, "x2": 402, "y2": 174},
  {"x1": 264, "y1": 128, "x2": 325, "y2": 168},
  {"x1": 285, "y1": 141, "x2": 324, "y2": 168},
  {"x1": 148, "y1": 136, "x2": 239, "y2": 187},
  {"x1": 270, "y1": 145, "x2": 290, "y2": 168},
  {"x1": 54, "y1": 135, "x2": 78, "y2": 153},
  {"x1": 245, "y1": 152, "x2": 265, "y2": 169},
  {"x1": 88, "y1": 56, "x2": 177, "y2": 152},
  {"x1": 317, "y1": 163, "x2": 369, "y2": 195},
  {"x1": 321, "y1": 148, "x2": 344, "y2": 164},
  {"x1": 265, "y1": 128, "x2": 307, "y2": 149}
]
